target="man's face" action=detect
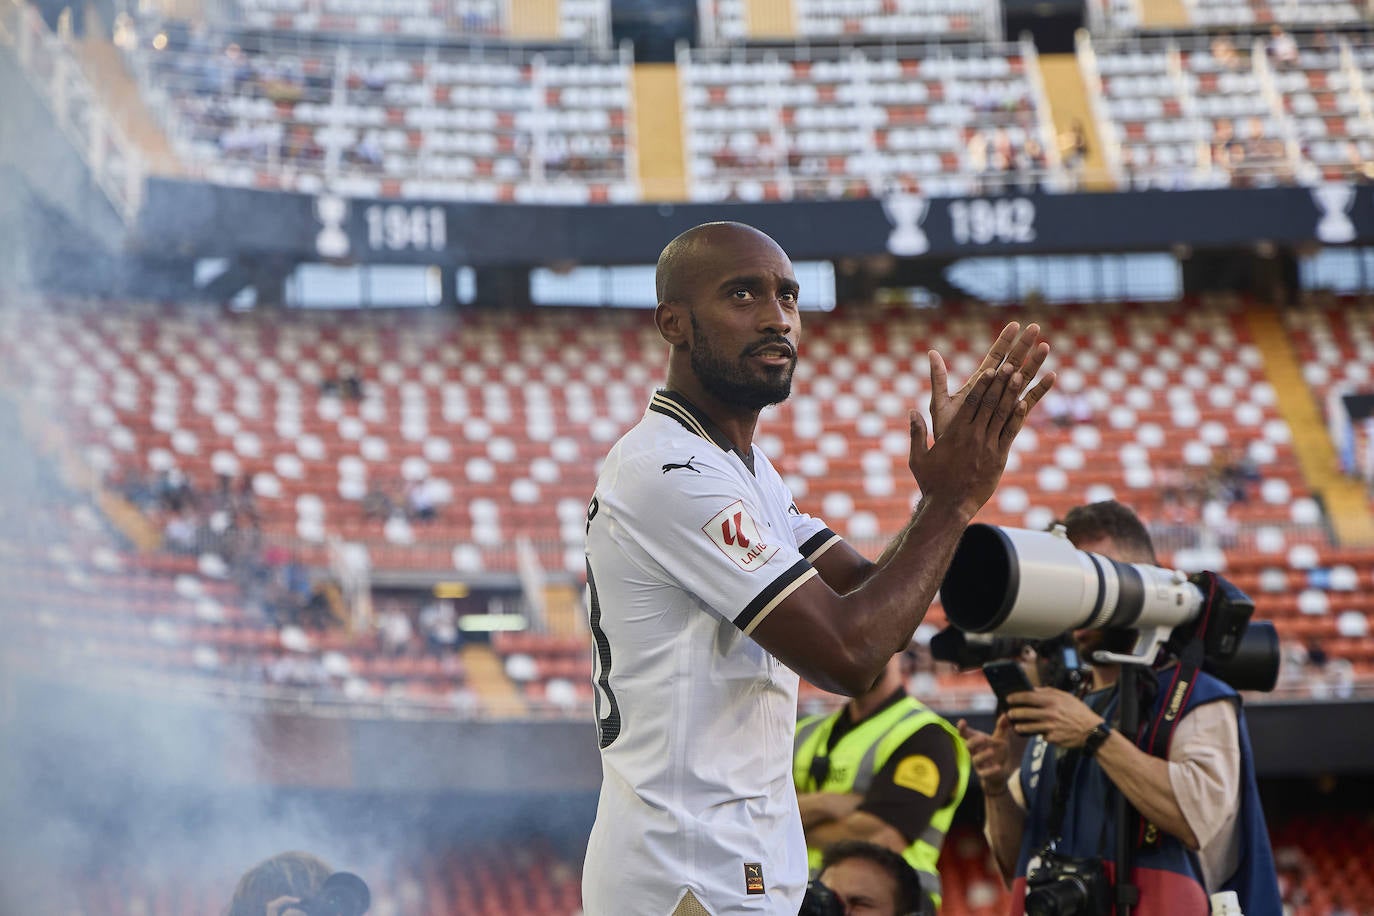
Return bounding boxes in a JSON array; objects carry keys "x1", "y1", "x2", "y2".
[
  {"x1": 818, "y1": 859, "x2": 903, "y2": 916},
  {"x1": 678, "y1": 229, "x2": 801, "y2": 410}
]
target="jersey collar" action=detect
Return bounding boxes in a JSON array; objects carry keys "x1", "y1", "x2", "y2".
[{"x1": 648, "y1": 389, "x2": 755, "y2": 473}]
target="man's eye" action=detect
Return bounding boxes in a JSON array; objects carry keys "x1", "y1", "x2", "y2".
[{"x1": 732, "y1": 289, "x2": 753, "y2": 300}]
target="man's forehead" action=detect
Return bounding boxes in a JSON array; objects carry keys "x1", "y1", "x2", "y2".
[{"x1": 688, "y1": 229, "x2": 794, "y2": 280}]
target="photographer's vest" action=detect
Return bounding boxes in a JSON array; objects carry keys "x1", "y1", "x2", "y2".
[
  {"x1": 1011, "y1": 670, "x2": 1282, "y2": 916},
  {"x1": 793, "y1": 695, "x2": 970, "y2": 906}
]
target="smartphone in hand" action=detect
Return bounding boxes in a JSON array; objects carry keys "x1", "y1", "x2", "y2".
[{"x1": 982, "y1": 659, "x2": 1034, "y2": 709}]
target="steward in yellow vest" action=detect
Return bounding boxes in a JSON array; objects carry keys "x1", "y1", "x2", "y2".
[{"x1": 794, "y1": 653, "x2": 970, "y2": 910}]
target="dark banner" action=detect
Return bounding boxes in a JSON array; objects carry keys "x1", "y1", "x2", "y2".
[{"x1": 136, "y1": 178, "x2": 1374, "y2": 266}]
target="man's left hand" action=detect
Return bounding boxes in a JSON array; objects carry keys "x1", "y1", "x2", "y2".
[
  {"x1": 1004, "y1": 687, "x2": 1102, "y2": 749},
  {"x1": 928, "y1": 322, "x2": 1050, "y2": 439}
]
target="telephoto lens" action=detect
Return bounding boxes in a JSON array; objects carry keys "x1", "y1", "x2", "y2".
[{"x1": 941, "y1": 524, "x2": 1200, "y2": 638}]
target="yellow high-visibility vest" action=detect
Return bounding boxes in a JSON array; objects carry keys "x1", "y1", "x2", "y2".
[{"x1": 794, "y1": 696, "x2": 970, "y2": 906}]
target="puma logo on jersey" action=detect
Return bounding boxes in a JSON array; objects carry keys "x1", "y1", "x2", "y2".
[
  {"x1": 662, "y1": 456, "x2": 701, "y2": 474},
  {"x1": 744, "y1": 862, "x2": 765, "y2": 895},
  {"x1": 704, "y1": 500, "x2": 780, "y2": 571}
]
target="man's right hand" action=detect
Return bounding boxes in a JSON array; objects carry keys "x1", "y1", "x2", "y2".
[
  {"x1": 959, "y1": 714, "x2": 1016, "y2": 797},
  {"x1": 266, "y1": 897, "x2": 305, "y2": 916}
]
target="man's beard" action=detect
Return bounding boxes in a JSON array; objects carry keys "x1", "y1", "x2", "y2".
[{"x1": 689, "y1": 313, "x2": 796, "y2": 411}]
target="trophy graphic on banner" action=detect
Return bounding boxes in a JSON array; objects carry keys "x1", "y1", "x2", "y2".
[
  {"x1": 1312, "y1": 184, "x2": 1356, "y2": 244},
  {"x1": 315, "y1": 195, "x2": 350, "y2": 259},
  {"x1": 882, "y1": 193, "x2": 931, "y2": 256}
]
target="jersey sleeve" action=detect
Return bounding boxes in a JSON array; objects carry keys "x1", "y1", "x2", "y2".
[
  {"x1": 613, "y1": 452, "x2": 818, "y2": 635},
  {"x1": 786, "y1": 500, "x2": 842, "y2": 565},
  {"x1": 857, "y1": 723, "x2": 962, "y2": 843}
]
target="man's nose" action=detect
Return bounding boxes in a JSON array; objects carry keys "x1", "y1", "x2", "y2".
[{"x1": 756, "y1": 298, "x2": 793, "y2": 335}]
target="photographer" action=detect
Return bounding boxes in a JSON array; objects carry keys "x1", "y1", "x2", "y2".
[
  {"x1": 228, "y1": 851, "x2": 332, "y2": 916},
  {"x1": 958, "y1": 502, "x2": 1280, "y2": 916},
  {"x1": 228, "y1": 852, "x2": 370, "y2": 916},
  {"x1": 814, "y1": 840, "x2": 930, "y2": 916}
]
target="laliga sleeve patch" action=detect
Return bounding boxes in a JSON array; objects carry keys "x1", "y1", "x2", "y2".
[
  {"x1": 704, "y1": 499, "x2": 780, "y2": 572},
  {"x1": 892, "y1": 755, "x2": 941, "y2": 797}
]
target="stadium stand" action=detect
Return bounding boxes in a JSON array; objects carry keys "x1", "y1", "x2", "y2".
[
  {"x1": 702, "y1": 0, "x2": 1002, "y2": 43},
  {"x1": 680, "y1": 39, "x2": 1061, "y2": 201},
  {"x1": 9, "y1": 292, "x2": 1370, "y2": 714},
  {"x1": 231, "y1": 0, "x2": 610, "y2": 44},
  {"x1": 0, "y1": 297, "x2": 1322, "y2": 572},
  {"x1": 1076, "y1": 29, "x2": 1374, "y2": 189},
  {"x1": 1284, "y1": 297, "x2": 1374, "y2": 493},
  {"x1": 1092, "y1": 0, "x2": 1367, "y2": 30},
  {"x1": 121, "y1": 19, "x2": 639, "y2": 202}
]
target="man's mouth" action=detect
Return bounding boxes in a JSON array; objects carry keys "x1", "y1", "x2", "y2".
[{"x1": 749, "y1": 343, "x2": 796, "y2": 365}]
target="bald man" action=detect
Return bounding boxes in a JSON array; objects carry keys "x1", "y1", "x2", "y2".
[{"x1": 581, "y1": 222, "x2": 1054, "y2": 915}]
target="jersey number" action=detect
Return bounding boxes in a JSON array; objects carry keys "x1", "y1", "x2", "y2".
[{"x1": 586, "y1": 497, "x2": 621, "y2": 749}]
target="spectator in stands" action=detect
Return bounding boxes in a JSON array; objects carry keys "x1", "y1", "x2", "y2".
[
  {"x1": 1211, "y1": 120, "x2": 1252, "y2": 185},
  {"x1": 1017, "y1": 137, "x2": 1048, "y2": 193},
  {"x1": 990, "y1": 128, "x2": 1016, "y2": 193},
  {"x1": 227, "y1": 851, "x2": 331, "y2": 916},
  {"x1": 269, "y1": 652, "x2": 328, "y2": 689},
  {"x1": 1210, "y1": 34, "x2": 1246, "y2": 72},
  {"x1": 1242, "y1": 117, "x2": 1288, "y2": 183},
  {"x1": 341, "y1": 366, "x2": 364, "y2": 400},
  {"x1": 363, "y1": 482, "x2": 396, "y2": 521},
  {"x1": 1059, "y1": 119, "x2": 1091, "y2": 190},
  {"x1": 164, "y1": 507, "x2": 198, "y2": 554},
  {"x1": 348, "y1": 137, "x2": 384, "y2": 171},
  {"x1": 960, "y1": 501, "x2": 1281, "y2": 915},
  {"x1": 968, "y1": 131, "x2": 991, "y2": 194},
  {"x1": 1041, "y1": 390, "x2": 1092, "y2": 429},
  {"x1": 1267, "y1": 26, "x2": 1299, "y2": 70},
  {"x1": 406, "y1": 477, "x2": 438, "y2": 522},
  {"x1": 816, "y1": 841, "x2": 931, "y2": 916},
  {"x1": 580, "y1": 221, "x2": 1052, "y2": 915},
  {"x1": 1343, "y1": 141, "x2": 1374, "y2": 184},
  {"x1": 378, "y1": 602, "x2": 415, "y2": 656},
  {"x1": 419, "y1": 599, "x2": 460, "y2": 656},
  {"x1": 793, "y1": 646, "x2": 968, "y2": 911}
]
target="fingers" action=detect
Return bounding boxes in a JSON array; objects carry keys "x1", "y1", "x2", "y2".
[
  {"x1": 928, "y1": 349, "x2": 949, "y2": 397},
  {"x1": 266, "y1": 897, "x2": 301, "y2": 916},
  {"x1": 1019, "y1": 364, "x2": 1056, "y2": 417},
  {"x1": 1000, "y1": 322, "x2": 1038, "y2": 374},
  {"x1": 1022, "y1": 339, "x2": 1049, "y2": 392},
  {"x1": 976, "y1": 322, "x2": 1021, "y2": 376},
  {"x1": 908, "y1": 409, "x2": 928, "y2": 455},
  {"x1": 974, "y1": 363, "x2": 1018, "y2": 431},
  {"x1": 997, "y1": 367, "x2": 1055, "y2": 449},
  {"x1": 953, "y1": 368, "x2": 997, "y2": 425}
]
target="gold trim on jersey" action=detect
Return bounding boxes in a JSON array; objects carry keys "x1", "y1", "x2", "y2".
[{"x1": 742, "y1": 566, "x2": 817, "y2": 636}]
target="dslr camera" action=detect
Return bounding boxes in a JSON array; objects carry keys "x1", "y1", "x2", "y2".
[
  {"x1": 292, "y1": 872, "x2": 370, "y2": 916},
  {"x1": 798, "y1": 880, "x2": 844, "y2": 916},
  {"x1": 1024, "y1": 850, "x2": 1111, "y2": 916}
]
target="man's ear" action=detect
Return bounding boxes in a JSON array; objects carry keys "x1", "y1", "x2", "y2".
[{"x1": 655, "y1": 301, "x2": 689, "y2": 347}]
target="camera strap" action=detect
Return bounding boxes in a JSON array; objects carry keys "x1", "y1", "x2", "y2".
[
  {"x1": 1136, "y1": 572, "x2": 1218, "y2": 849},
  {"x1": 1043, "y1": 743, "x2": 1081, "y2": 847}
]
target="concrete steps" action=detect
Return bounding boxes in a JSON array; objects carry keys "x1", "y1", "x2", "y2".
[
  {"x1": 1246, "y1": 303, "x2": 1374, "y2": 546},
  {"x1": 632, "y1": 62, "x2": 688, "y2": 202}
]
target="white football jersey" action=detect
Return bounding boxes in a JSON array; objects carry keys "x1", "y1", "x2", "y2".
[{"x1": 581, "y1": 391, "x2": 839, "y2": 916}]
